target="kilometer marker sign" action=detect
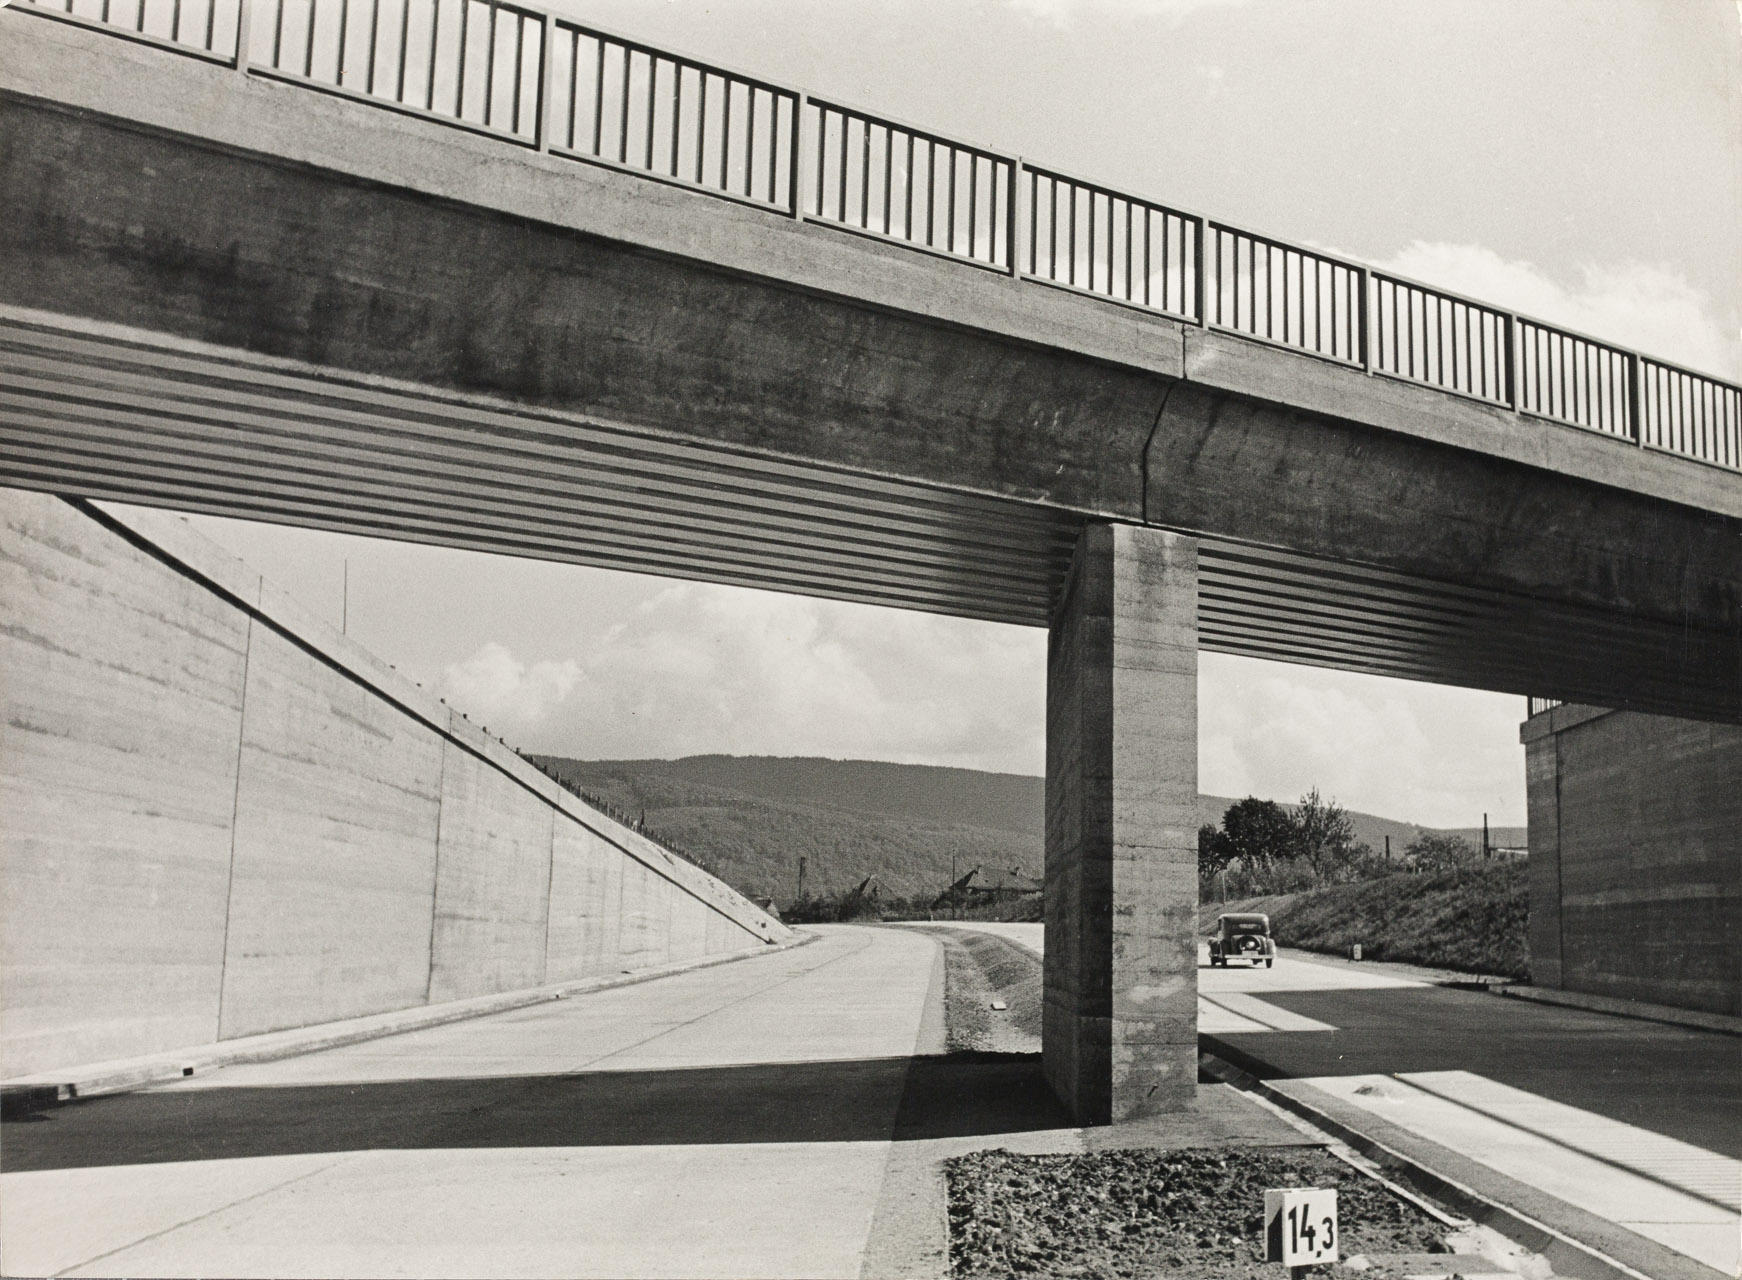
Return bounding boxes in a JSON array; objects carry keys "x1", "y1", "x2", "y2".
[{"x1": 1264, "y1": 1187, "x2": 1338, "y2": 1270}]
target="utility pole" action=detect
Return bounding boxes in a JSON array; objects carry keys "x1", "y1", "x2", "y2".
[
  {"x1": 1483, "y1": 813, "x2": 1490, "y2": 861},
  {"x1": 1384, "y1": 835, "x2": 1391, "y2": 863},
  {"x1": 796, "y1": 855, "x2": 807, "y2": 903}
]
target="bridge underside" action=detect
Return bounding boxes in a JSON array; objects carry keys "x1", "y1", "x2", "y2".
[
  {"x1": 3, "y1": 11, "x2": 1739, "y2": 1128},
  {"x1": 2, "y1": 308, "x2": 1731, "y2": 720}
]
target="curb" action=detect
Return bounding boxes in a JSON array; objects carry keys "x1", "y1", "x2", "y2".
[
  {"x1": 1492, "y1": 984, "x2": 1742, "y2": 1038},
  {"x1": 1266, "y1": 946, "x2": 1515, "y2": 989},
  {"x1": 1, "y1": 931, "x2": 818, "y2": 1115},
  {"x1": 1197, "y1": 1041, "x2": 1715, "y2": 1280}
]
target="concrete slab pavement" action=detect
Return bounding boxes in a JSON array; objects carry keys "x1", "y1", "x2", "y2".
[
  {"x1": 1, "y1": 926, "x2": 935, "y2": 1278},
  {"x1": 2, "y1": 922, "x2": 1317, "y2": 1279}
]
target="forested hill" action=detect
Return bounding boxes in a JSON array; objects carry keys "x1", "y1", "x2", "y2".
[
  {"x1": 573, "y1": 755, "x2": 1043, "y2": 834},
  {"x1": 528, "y1": 754, "x2": 1523, "y2": 904}
]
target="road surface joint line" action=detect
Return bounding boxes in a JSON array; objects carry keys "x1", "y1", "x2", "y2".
[
  {"x1": 1492, "y1": 986, "x2": 1742, "y2": 1039},
  {"x1": 45, "y1": 1156, "x2": 355, "y2": 1278},
  {"x1": 568, "y1": 929, "x2": 881, "y2": 1073},
  {"x1": 1383, "y1": 1073, "x2": 1741, "y2": 1217},
  {"x1": 1198, "y1": 991, "x2": 1337, "y2": 1032}
]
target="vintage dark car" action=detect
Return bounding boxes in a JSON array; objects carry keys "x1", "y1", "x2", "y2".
[{"x1": 1208, "y1": 913, "x2": 1275, "y2": 967}]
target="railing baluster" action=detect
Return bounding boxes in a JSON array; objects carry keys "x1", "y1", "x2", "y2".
[
  {"x1": 968, "y1": 154, "x2": 978, "y2": 259},
  {"x1": 334, "y1": 0, "x2": 347, "y2": 83},
  {"x1": 858, "y1": 106, "x2": 868, "y2": 227},
  {"x1": 644, "y1": 53, "x2": 656, "y2": 171},
  {"x1": 454, "y1": 0, "x2": 468, "y2": 117},
  {"x1": 670, "y1": 60, "x2": 681, "y2": 176},
  {"x1": 814, "y1": 104, "x2": 828, "y2": 218},
  {"x1": 768, "y1": 90, "x2": 781, "y2": 202},
  {"x1": 789, "y1": 92, "x2": 806, "y2": 218},
  {"x1": 536, "y1": 10, "x2": 554, "y2": 150},
  {"x1": 618, "y1": 43, "x2": 631, "y2": 163},
  {"x1": 510, "y1": 10, "x2": 525, "y2": 133},
  {"x1": 836, "y1": 113, "x2": 848, "y2": 226},
  {"x1": 565, "y1": 28, "x2": 578, "y2": 148},
  {"x1": 364, "y1": 0, "x2": 378, "y2": 92},
  {"x1": 880, "y1": 125, "x2": 892, "y2": 236},
  {"x1": 946, "y1": 147, "x2": 957, "y2": 255},
  {"x1": 1357, "y1": 268, "x2": 1371, "y2": 373},
  {"x1": 422, "y1": 0, "x2": 438, "y2": 108}
]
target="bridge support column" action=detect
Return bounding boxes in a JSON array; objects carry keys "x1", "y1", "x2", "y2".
[{"x1": 1044, "y1": 523, "x2": 1199, "y2": 1123}]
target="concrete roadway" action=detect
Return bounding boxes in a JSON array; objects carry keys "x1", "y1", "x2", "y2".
[
  {"x1": 1200, "y1": 952, "x2": 1742, "y2": 1280},
  {"x1": 0, "y1": 924, "x2": 1300, "y2": 1280},
  {"x1": 1, "y1": 927, "x2": 937, "y2": 1278},
  {"x1": 943, "y1": 922, "x2": 1742, "y2": 1280},
  {"x1": 6, "y1": 923, "x2": 1735, "y2": 1279}
]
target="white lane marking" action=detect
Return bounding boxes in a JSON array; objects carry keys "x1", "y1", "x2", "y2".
[
  {"x1": 1202, "y1": 992, "x2": 1336, "y2": 1033},
  {"x1": 1204, "y1": 948, "x2": 1424, "y2": 993},
  {"x1": 1305, "y1": 1073, "x2": 1741, "y2": 1276},
  {"x1": 1197, "y1": 1000, "x2": 1271, "y2": 1034}
]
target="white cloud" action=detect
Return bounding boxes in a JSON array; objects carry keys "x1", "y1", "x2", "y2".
[
  {"x1": 434, "y1": 584, "x2": 1525, "y2": 827},
  {"x1": 1198, "y1": 653, "x2": 1525, "y2": 828},
  {"x1": 1373, "y1": 242, "x2": 1740, "y2": 380},
  {"x1": 436, "y1": 583, "x2": 1047, "y2": 774},
  {"x1": 437, "y1": 642, "x2": 583, "y2": 734}
]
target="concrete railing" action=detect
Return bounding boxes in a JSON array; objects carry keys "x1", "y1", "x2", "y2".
[{"x1": 12, "y1": 0, "x2": 1742, "y2": 473}]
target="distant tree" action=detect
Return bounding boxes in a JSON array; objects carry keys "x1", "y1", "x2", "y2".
[
  {"x1": 1198, "y1": 823, "x2": 1236, "y2": 875},
  {"x1": 1218, "y1": 797, "x2": 1299, "y2": 870},
  {"x1": 1343, "y1": 840, "x2": 1389, "y2": 882},
  {"x1": 1294, "y1": 787, "x2": 1359, "y2": 882},
  {"x1": 1405, "y1": 832, "x2": 1478, "y2": 871}
]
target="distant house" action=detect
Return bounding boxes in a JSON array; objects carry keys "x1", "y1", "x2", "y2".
[{"x1": 932, "y1": 865, "x2": 1043, "y2": 913}]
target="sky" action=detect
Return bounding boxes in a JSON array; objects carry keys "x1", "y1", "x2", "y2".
[{"x1": 163, "y1": 0, "x2": 1740, "y2": 830}]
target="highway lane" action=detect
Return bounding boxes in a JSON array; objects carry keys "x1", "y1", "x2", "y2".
[
  {"x1": 0, "y1": 927, "x2": 945, "y2": 1279},
  {"x1": 929, "y1": 921, "x2": 1742, "y2": 1278},
  {"x1": 0, "y1": 923, "x2": 1312, "y2": 1280}
]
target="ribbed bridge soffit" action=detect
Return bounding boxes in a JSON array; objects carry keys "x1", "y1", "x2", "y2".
[{"x1": 2, "y1": 308, "x2": 1734, "y2": 722}]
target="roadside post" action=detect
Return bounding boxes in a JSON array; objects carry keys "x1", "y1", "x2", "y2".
[{"x1": 1264, "y1": 1187, "x2": 1338, "y2": 1276}]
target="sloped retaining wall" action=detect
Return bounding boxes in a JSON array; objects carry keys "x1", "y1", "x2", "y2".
[{"x1": 0, "y1": 488, "x2": 789, "y2": 1077}]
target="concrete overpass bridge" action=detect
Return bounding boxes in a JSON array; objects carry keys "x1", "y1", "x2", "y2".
[{"x1": 3, "y1": 0, "x2": 1739, "y2": 1122}]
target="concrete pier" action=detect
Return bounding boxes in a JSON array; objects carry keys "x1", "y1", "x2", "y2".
[{"x1": 1045, "y1": 525, "x2": 1200, "y2": 1122}]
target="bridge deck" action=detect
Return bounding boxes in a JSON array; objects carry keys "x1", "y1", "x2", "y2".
[{"x1": 1, "y1": 6, "x2": 1737, "y2": 720}]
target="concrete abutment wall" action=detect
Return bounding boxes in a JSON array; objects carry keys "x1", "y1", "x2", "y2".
[
  {"x1": 0, "y1": 487, "x2": 789, "y2": 1078},
  {"x1": 1522, "y1": 705, "x2": 1741, "y2": 1016}
]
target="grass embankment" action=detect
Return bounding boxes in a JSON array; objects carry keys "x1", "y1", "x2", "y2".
[{"x1": 1210, "y1": 862, "x2": 1529, "y2": 980}]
